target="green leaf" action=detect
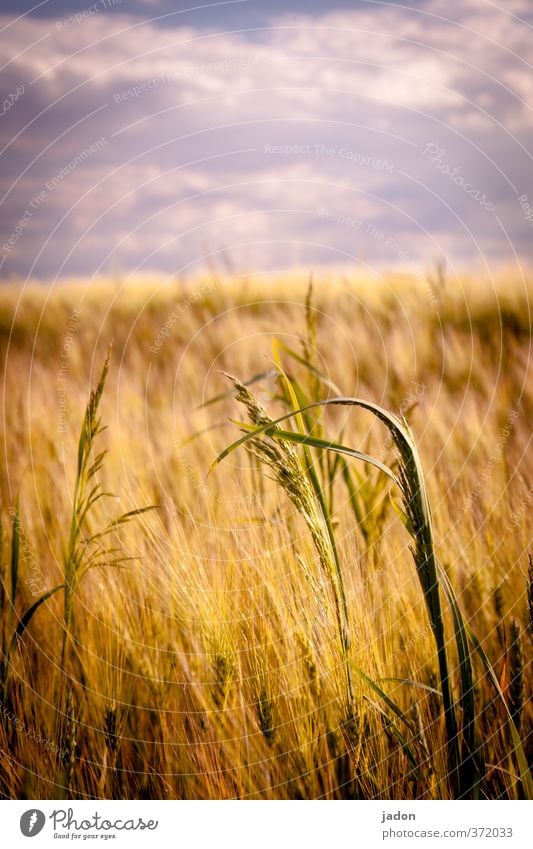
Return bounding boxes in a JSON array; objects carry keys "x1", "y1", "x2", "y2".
[
  {"x1": 366, "y1": 697, "x2": 420, "y2": 778},
  {"x1": 436, "y1": 563, "x2": 479, "y2": 797},
  {"x1": 10, "y1": 500, "x2": 20, "y2": 611},
  {"x1": 9, "y1": 584, "x2": 65, "y2": 657},
  {"x1": 389, "y1": 491, "x2": 413, "y2": 535},
  {"x1": 9, "y1": 499, "x2": 20, "y2": 641},
  {"x1": 215, "y1": 390, "x2": 460, "y2": 795},
  {"x1": 380, "y1": 677, "x2": 441, "y2": 696},
  {"x1": 355, "y1": 666, "x2": 415, "y2": 732},
  {"x1": 274, "y1": 340, "x2": 342, "y2": 394},
  {"x1": 441, "y1": 578, "x2": 533, "y2": 800},
  {"x1": 259, "y1": 427, "x2": 398, "y2": 484},
  {"x1": 214, "y1": 408, "x2": 398, "y2": 486},
  {"x1": 212, "y1": 396, "x2": 403, "y2": 467}
]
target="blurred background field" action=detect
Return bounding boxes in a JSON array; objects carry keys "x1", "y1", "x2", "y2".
[{"x1": 0, "y1": 270, "x2": 531, "y2": 799}]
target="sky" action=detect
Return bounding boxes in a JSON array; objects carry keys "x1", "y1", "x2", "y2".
[{"x1": 1, "y1": 0, "x2": 533, "y2": 281}]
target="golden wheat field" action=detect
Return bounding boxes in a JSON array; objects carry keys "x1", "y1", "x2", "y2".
[{"x1": 0, "y1": 271, "x2": 531, "y2": 801}]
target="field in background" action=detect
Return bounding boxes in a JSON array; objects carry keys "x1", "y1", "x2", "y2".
[{"x1": 0, "y1": 270, "x2": 531, "y2": 800}]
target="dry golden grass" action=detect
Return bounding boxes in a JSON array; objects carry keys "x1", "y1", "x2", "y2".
[{"x1": 0, "y1": 270, "x2": 531, "y2": 799}]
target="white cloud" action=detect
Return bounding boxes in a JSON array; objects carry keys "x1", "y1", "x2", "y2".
[{"x1": 0, "y1": 0, "x2": 532, "y2": 279}]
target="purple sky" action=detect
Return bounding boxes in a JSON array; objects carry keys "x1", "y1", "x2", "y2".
[{"x1": 1, "y1": 0, "x2": 533, "y2": 282}]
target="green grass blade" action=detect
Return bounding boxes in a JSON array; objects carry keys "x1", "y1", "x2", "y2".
[
  {"x1": 271, "y1": 359, "x2": 352, "y2": 672},
  {"x1": 380, "y1": 677, "x2": 441, "y2": 696},
  {"x1": 367, "y1": 699, "x2": 420, "y2": 778},
  {"x1": 217, "y1": 418, "x2": 398, "y2": 485},
  {"x1": 211, "y1": 396, "x2": 405, "y2": 470},
  {"x1": 455, "y1": 605, "x2": 533, "y2": 798},
  {"x1": 254, "y1": 426, "x2": 398, "y2": 484},
  {"x1": 9, "y1": 500, "x2": 20, "y2": 639},
  {"x1": 355, "y1": 666, "x2": 415, "y2": 732},
  {"x1": 10, "y1": 501, "x2": 20, "y2": 614},
  {"x1": 274, "y1": 340, "x2": 342, "y2": 394},
  {"x1": 8, "y1": 584, "x2": 65, "y2": 658},
  {"x1": 215, "y1": 392, "x2": 460, "y2": 794},
  {"x1": 436, "y1": 563, "x2": 479, "y2": 797},
  {"x1": 339, "y1": 458, "x2": 369, "y2": 541}
]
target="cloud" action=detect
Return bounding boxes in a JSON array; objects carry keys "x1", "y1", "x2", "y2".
[{"x1": 1, "y1": 0, "x2": 532, "y2": 280}]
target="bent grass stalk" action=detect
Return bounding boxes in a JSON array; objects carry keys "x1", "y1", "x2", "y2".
[{"x1": 212, "y1": 388, "x2": 532, "y2": 799}]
